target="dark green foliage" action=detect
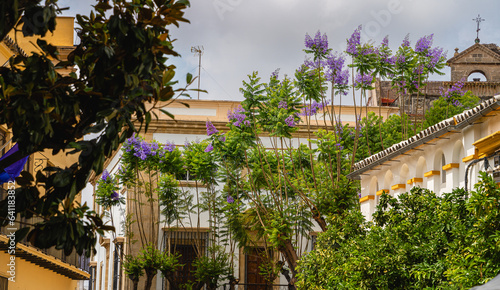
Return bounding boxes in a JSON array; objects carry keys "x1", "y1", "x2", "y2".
[
  {"x1": 0, "y1": 0, "x2": 192, "y2": 256},
  {"x1": 424, "y1": 91, "x2": 481, "y2": 128},
  {"x1": 297, "y1": 173, "x2": 500, "y2": 289},
  {"x1": 192, "y1": 246, "x2": 233, "y2": 290}
]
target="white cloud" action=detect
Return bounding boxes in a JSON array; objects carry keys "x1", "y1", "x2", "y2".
[{"x1": 58, "y1": 0, "x2": 500, "y2": 101}]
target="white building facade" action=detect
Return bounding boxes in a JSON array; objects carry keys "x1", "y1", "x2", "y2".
[{"x1": 349, "y1": 95, "x2": 500, "y2": 221}]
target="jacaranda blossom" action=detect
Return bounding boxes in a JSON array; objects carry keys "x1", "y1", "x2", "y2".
[
  {"x1": 305, "y1": 31, "x2": 329, "y2": 54},
  {"x1": 206, "y1": 120, "x2": 218, "y2": 136},
  {"x1": 204, "y1": 143, "x2": 214, "y2": 153},
  {"x1": 346, "y1": 25, "x2": 362, "y2": 56},
  {"x1": 355, "y1": 73, "x2": 373, "y2": 88},
  {"x1": 102, "y1": 169, "x2": 110, "y2": 181},
  {"x1": 402, "y1": 34, "x2": 410, "y2": 47},
  {"x1": 285, "y1": 115, "x2": 296, "y2": 127},
  {"x1": 111, "y1": 191, "x2": 120, "y2": 201},
  {"x1": 415, "y1": 34, "x2": 433, "y2": 53}
]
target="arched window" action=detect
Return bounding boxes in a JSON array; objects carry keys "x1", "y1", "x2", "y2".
[{"x1": 468, "y1": 71, "x2": 487, "y2": 82}]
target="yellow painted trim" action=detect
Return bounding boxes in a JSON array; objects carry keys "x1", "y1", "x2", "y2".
[
  {"x1": 462, "y1": 154, "x2": 476, "y2": 163},
  {"x1": 442, "y1": 163, "x2": 459, "y2": 171},
  {"x1": 391, "y1": 184, "x2": 406, "y2": 190},
  {"x1": 424, "y1": 170, "x2": 440, "y2": 177},
  {"x1": 359, "y1": 195, "x2": 375, "y2": 203},
  {"x1": 0, "y1": 235, "x2": 90, "y2": 279},
  {"x1": 376, "y1": 189, "x2": 389, "y2": 196},
  {"x1": 407, "y1": 177, "x2": 424, "y2": 184},
  {"x1": 473, "y1": 130, "x2": 500, "y2": 158}
]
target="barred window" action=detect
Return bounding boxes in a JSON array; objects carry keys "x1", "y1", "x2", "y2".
[{"x1": 163, "y1": 230, "x2": 209, "y2": 288}]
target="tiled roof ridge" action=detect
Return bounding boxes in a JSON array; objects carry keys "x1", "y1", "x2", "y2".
[{"x1": 349, "y1": 95, "x2": 500, "y2": 177}]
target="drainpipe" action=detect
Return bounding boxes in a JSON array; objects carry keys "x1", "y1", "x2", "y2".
[{"x1": 464, "y1": 156, "x2": 492, "y2": 197}]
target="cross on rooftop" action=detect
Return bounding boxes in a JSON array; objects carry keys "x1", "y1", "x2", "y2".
[{"x1": 473, "y1": 14, "x2": 485, "y2": 43}]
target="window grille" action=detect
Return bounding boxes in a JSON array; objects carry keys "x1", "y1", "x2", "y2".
[{"x1": 163, "y1": 230, "x2": 209, "y2": 289}]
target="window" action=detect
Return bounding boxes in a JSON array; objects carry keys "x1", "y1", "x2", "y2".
[
  {"x1": 89, "y1": 265, "x2": 96, "y2": 290},
  {"x1": 163, "y1": 230, "x2": 208, "y2": 288},
  {"x1": 112, "y1": 244, "x2": 122, "y2": 290},
  {"x1": 0, "y1": 275, "x2": 7, "y2": 290},
  {"x1": 245, "y1": 247, "x2": 273, "y2": 289}
]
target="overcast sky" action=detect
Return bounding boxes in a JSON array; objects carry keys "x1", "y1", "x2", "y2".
[{"x1": 59, "y1": 0, "x2": 500, "y2": 103}]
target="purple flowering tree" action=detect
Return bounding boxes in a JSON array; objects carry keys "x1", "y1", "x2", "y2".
[{"x1": 118, "y1": 134, "x2": 234, "y2": 289}]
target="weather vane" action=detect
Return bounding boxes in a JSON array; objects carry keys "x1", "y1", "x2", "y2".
[{"x1": 473, "y1": 14, "x2": 485, "y2": 43}]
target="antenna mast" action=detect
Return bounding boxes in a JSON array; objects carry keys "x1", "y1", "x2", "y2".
[{"x1": 191, "y1": 46, "x2": 204, "y2": 100}]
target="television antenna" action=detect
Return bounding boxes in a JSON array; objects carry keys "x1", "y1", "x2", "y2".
[{"x1": 191, "y1": 46, "x2": 204, "y2": 100}]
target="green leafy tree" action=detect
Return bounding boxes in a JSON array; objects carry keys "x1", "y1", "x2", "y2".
[
  {"x1": 424, "y1": 86, "x2": 481, "y2": 128},
  {"x1": 0, "y1": 0, "x2": 193, "y2": 256},
  {"x1": 297, "y1": 173, "x2": 500, "y2": 289}
]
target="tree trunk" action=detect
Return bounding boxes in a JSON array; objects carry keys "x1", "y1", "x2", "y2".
[
  {"x1": 162, "y1": 273, "x2": 181, "y2": 290},
  {"x1": 312, "y1": 210, "x2": 327, "y2": 232},
  {"x1": 144, "y1": 270, "x2": 156, "y2": 290},
  {"x1": 131, "y1": 279, "x2": 139, "y2": 290},
  {"x1": 193, "y1": 281, "x2": 205, "y2": 290},
  {"x1": 279, "y1": 238, "x2": 299, "y2": 289}
]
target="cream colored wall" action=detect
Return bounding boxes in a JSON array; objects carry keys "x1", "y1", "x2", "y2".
[
  {"x1": 0, "y1": 251, "x2": 78, "y2": 290},
  {"x1": 152, "y1": 99, "x2": 400, "y2": 129}
]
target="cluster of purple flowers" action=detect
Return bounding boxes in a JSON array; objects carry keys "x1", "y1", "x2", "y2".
[
  {"x1": 335, "y1": 119, "x2": 344, "y2": 136},
  {"x1": 303, "y1": 58, "x2": 323, "y2": 72},
  {"x1": 271, "y1": 68, "x2": 280, "y2": 79},
  {"x1": 300, "y1": 100, "x2": 328, "y2": 116},
  {"x1": 124, "y1": 134, "x2": 176, "y2": 161},
  {"x1": 443, "y1": 80, "x2": 465, "y2": 99},
  {"x1": 227, "y1": 195, "x2": 234, "y2": 203},
  {"x1": 110, "y1": 191, "x2": 120, "y2": 201},
  {"x1": 415, "y1": 34, "x2": 434, "y2": 53},
  {"x1": 219, "y1": 135, "x2": 226, "y2": 142},
  {"x1": 426, "y1": 47, "x2": 446, "y2": 70},
  {"x1": 325, "y1": 54, "x2": 349, "y2": 86},
  {"x1": 354, "y1": 73, "x2": 373, "y2": 87},
  {"x1": 346, "y1": 25, "x2": 362, "y2": 56},
  {"x1": 124, "y1": 135, "x2": 150, "y2": 160},
  {"x1": 204, "y1": 143, "x2": 214, "y2": 153},
  {"x1": 396, "y1": 54, "x2": 406, "y2": 65},
  {"x1": 359, "y1": 45, "x2": 378, "y2": 56},
  {"x1": 101, "y1": 169, "x2": 110, "y2": 181},
  {"x1": 401, "y1": 34, "x2": 411, "y2": 47},
  {"x1": 381, "y1": 36, "x2": 389, "y2": 47},
  {"x1": 305, "y1": 31, "x2": 329, "y2": 54},
  {"x1": 285, "y1": 115, "x2": 297, "y2": 127},
  {"x1": 278, "y1": 101, "x2": 287, "y2": 109},
  {"x1": 164, "y1": 141, "x2": 175, "y2": 153},
  {"x1": 206, "y1": 121, "x2": 219, "y2": 136},
  {"x1": 413, "y1": 65, "x2": 424, "y2": 75},
  {"x1": 227, "y1": 106, "x2": 250, "y2": 127}
]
